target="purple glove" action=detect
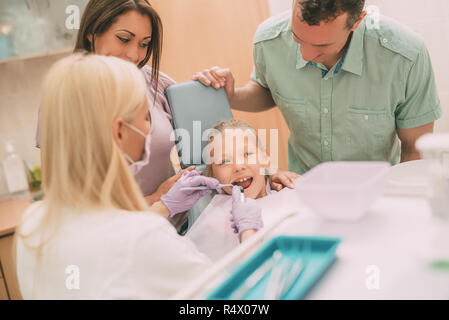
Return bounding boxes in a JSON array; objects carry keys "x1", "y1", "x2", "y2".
[
  {"x1": 161, "y1": 171, "x2": 219, "y2": 217},
  {"x1": 230, "y1": 186, "x2": 263, "y2": 241}
]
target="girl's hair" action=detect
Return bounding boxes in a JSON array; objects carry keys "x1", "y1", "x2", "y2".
[
  {"x1": 74, "y1": 0, "x2": 162, "y2": 90},
  {"x1": 204, "y1": 120, "x2": 265, "y2": 177},
  {"x1": 17, "y1": 53, "x2": 149, "y2": 251}
]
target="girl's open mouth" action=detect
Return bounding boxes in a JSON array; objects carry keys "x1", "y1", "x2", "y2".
[{"x1": 231, "y1": 177, "x2": 253, "y2": 190}]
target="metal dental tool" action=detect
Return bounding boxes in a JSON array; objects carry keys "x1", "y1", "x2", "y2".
[
  {"x1": 230, "y1": 250, "x2": 282, "y2": 300},
  {"x1": 239, "y1": 186, "x2": 245, "y2": 203},
  {"x1": 180, "y1": 184, "x2": 233, "y2": 192}
]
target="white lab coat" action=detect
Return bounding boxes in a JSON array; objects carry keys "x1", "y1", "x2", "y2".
[{"x1": 15, "y1": 201, "x2": 211, "y2": 299}]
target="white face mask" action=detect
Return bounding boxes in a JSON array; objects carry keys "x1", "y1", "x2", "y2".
[{"x1": 122, "y1": 122, "x2": 151, "y2": 175}]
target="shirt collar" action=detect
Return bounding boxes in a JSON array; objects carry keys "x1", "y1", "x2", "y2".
[
  {"x1": 295, "y1": 17, "x2": 366, "y2": 76},
  {"x1": 296, "y1": 43, "x2": 308, "y2": 69},
  {"x1": 341, "y1": 18, "x2": 365, "y2": 76}
]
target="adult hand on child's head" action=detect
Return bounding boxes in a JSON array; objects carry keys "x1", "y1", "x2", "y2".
[
  {"x1": 269, "y1": 170, "x2": 301, "y2": 191},
  {"x1": 192, "y1": 66, "x2": 235, "y2": 102},
  {"x1": 161, "y1": 170, "x2": 219, "y2": 217},
  {"x1": 230, "y1": 186, "x2": 263, "y2": 242}
]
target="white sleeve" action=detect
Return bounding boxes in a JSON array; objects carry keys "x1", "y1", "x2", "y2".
[{"x1": 130, "y1": 216, "x2": 212, "y2": 299}]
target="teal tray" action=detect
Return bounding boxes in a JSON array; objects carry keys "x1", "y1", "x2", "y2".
[{"x1": 207, "y1": 236, "x2": 341, "y2": 300}]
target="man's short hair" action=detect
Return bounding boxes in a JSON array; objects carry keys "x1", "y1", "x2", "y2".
[{"x1": 297, "y1": 0, "x2": 366, "y2": 29}]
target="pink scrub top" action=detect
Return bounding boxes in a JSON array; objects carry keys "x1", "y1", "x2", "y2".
[
  {"x1": 35, "y1": 66, "x2": 176, "y2": 197},
  {"x1": 135, "y1": 66, "x2": 176, "y2": 196}
]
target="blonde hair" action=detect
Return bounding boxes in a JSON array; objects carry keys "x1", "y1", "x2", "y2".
[
  {"x1": 17, "y1": 52, "x2": 149, "y2": 251},
  {"x1": 204, "y1": 120, "x2": 266, "y2": 177}
]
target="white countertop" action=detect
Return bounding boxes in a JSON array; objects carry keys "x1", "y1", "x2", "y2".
[{"x1": 267, "y1": 195, "x2": 449, "y2": 299}]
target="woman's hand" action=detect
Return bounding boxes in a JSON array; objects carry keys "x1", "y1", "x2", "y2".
[
  {"x1": 230, "y1": 186, "x2": 263, "y2": 242},
  {"x1": 145, "y1": 166, "x2": 196, "y2": 205},
  {"x1": 269, "y1": 170, "x2": 301, "y2": 191},
  {"x1": 160, "y1": 171, "x2": 219, "y2": 217}
]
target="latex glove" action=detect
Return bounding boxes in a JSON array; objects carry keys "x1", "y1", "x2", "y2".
[
  {"x1": 161, "y1": 171, "x2": 219, "y2": 217},
  {"x1": 230, "y1": 186, "x2": 263, "y2": 241}
]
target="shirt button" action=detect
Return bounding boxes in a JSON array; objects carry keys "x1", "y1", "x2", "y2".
[
  {"x1": 382, "y1": 38, "x2": 388, "y2": 43},
  {"x1": 323, "y1": 108, "x2": 329, "y2": 114},
  {"x1": 364, "y1": 115, "x2": 369, "y2": 120},
  {"x1": 324, "y1": 141, "x2": 329, "y2": 146}
]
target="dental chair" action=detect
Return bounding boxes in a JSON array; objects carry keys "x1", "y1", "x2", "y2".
[{"x1": 165, "y1": 80, "x2": 233, "y2": 234}]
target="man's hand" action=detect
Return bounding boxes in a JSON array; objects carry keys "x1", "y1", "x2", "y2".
[
  {"x1": 192, "y1": 66, "x2": 276, "y2": 112},
  {"x1": 397, "y1": 122, "x2": 435, "y2": 162},
  {"x1": 192, "y1": 66, "x2": 236, "y2": 103}
]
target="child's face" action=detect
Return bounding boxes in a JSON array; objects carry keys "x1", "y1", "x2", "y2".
[{"x1": 208, "y1": 131, "x2": 269, "y2": 199}]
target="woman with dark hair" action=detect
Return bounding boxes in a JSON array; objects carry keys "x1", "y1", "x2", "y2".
[{"x1": 36, "y1": 0, "x2": 195, "y2": 229}]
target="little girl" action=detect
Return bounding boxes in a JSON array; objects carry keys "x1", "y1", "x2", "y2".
[
  {"x1": 186, "y1": 120, "x2": 300, "y2": 261},
  {"x1": 205, "y1": 120, "x2": 275, "y2": 198}
]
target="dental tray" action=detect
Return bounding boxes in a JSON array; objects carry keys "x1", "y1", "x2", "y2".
[{"x1": 207, "y1": 236, "x2": 341, "y2": 300}]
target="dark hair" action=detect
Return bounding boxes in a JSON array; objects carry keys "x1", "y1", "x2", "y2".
[
  {"x1": 74, "y1": 0, "x2": 163, "y2": 91},
  {"x1": 297, "y1": 0, "x2": 365, "y2": 29}
]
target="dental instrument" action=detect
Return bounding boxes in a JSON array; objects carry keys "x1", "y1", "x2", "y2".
[
  {"x1": 230, "y1": 250, "x2": 281, "y2": 300},
  {"x1": 180, "y1": 184, "x2": 233, "y2": 192},
  {"x1": 239, "y1": 186, "x2": 245, "y2": 203},
  {"x1": 263, "y1": 251, "x2": 284, "y2": 300},
  {"x1": 265, "y1": 240, "x2": 310, "y2": 300}
]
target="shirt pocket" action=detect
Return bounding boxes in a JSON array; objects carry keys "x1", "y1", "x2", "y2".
[
  {"x1": 346, "y1": 105, "x2": 391, "y2": 154},
  {"x1": 348, "y1": 106, "x2": 388, "y2": 130},
  {"x1": 273, "y1": 92, "x2": 308, "y2": 138}
]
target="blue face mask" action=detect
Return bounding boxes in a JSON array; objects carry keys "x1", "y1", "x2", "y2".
[{"x1": 122, "y1": 122, "x2": 151, "y2": 175}]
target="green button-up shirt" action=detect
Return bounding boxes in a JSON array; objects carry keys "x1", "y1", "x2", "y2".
[{"x1": 251, "y1": 11, "x2": 442, "y2": 174}]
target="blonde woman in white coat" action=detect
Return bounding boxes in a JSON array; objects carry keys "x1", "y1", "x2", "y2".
[{"x1": 15, "y1": 53, "x2": 263, "y2": 299}]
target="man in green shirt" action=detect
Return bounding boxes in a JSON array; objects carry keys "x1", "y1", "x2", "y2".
[{"x1": 193, "y1": 0, "x2": 442, "y2": 174}]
